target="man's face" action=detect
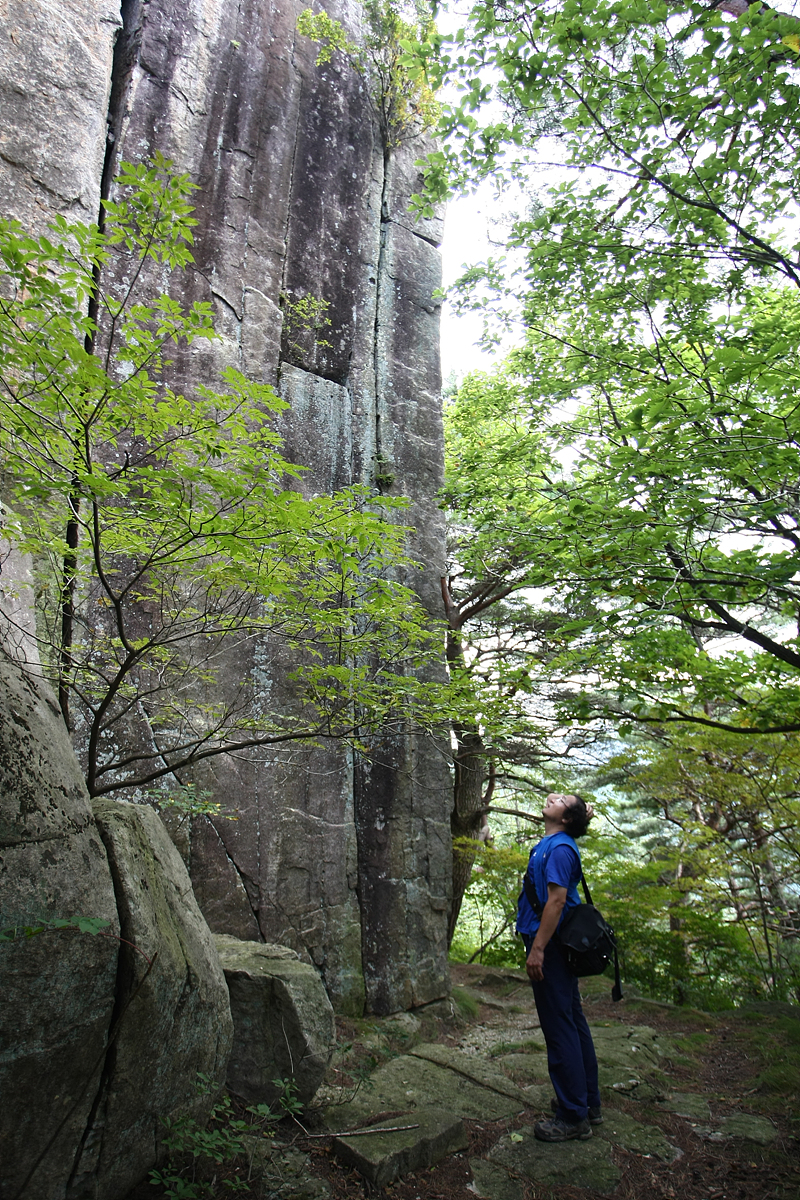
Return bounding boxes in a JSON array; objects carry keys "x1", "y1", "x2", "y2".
[{"x1": 542, "y1": 792, "x2": 577, "y2": 822}]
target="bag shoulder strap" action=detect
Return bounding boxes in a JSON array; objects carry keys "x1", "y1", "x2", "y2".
[{"x1": 578, "y1": 870, "x2": 592, "y2": 906}]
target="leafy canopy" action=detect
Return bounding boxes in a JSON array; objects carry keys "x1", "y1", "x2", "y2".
[{"x1": 430, "y1": 0, "x2": 800, "y2": 735}]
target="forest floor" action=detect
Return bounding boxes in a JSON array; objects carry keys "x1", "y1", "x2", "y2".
[
  {"x1": 301, "y1": 966, "x2": 800, "y2": 1200},
  {"x1": 144, "y1": 965, "x2": 800, "y2": 1200}
]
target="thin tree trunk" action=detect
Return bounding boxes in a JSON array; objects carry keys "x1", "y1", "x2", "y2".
[
  {"x1": 58, "y1": 487, "x2": 80, "y2": 730},
  {"x1": 442, "y1": 576, "x2": 491, "y2": 945}
]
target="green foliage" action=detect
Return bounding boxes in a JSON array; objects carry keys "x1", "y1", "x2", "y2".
[
  {"x1": 428, "y1": 0, "x2": 800, "y2": 735},
  {"x1": 280, "y1": 292, "x2": 332, "y2": 357},
  {"x1": 729, "y1": 1011, "x2": 800, "y2": 1107},
  {"x1": 449, "y1": 836, "x2": 528, "y2": 967},
  {"x1": 596, "y1": 730, "x2": 800, "y2": 1005},
  {"x1": 0, "y1": 157, "x2": 451, "y2": 795},
  {"x1": 443, "y1": 282, "x2": 800, "y2": 735},
  {"x1": 297, "y1": 8, "x2": 360, "y2": 62},
  {"x1": 415, "y1": 0, "x2": 800, "y2": 214},
  {"x1": 298, "y1": 1, "x2": 440, "y2": 147},
  {"x1": 435, "y1": 0, "x2": 800, "y2": 1006},
  {"x1": 146, "y1": 783, "x2": 231, "y2": 828},
  {"x1": 150, "y1": 1076, "x2": 302, "y2": 1198}
]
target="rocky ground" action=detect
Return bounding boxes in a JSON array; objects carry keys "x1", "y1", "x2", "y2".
[{"x1": 144, "y1": 964, "x2": 800, "y2": 1200}]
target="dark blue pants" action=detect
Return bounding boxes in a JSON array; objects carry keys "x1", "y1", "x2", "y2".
[{"x1": 523, "y1": 937, "x2": 600, "y2": 1123}]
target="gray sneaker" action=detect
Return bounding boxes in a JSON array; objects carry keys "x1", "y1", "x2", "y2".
[
  {"x1": 551, "y1": 1098, "x2": 603, "y2": 1125},
  {"x1": 534, "y1": 1116, "x2": 593, "y2": 1142}
]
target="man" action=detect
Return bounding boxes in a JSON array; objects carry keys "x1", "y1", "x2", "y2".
[{"x1": 516, "y1": 792, "x2": 601, "y2": 1142}]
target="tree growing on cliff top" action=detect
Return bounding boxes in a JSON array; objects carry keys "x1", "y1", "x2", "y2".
[
  {"x1": 0, "y1": 156, "x2": 448, "y2": 797},
  {"x1": 298, "y1": 0, "x2": 439, "y2": 148}
]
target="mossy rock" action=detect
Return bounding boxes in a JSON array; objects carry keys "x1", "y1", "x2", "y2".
[{"x1": 488, "y1": 1126, "x2": 622, "y2": 1195}]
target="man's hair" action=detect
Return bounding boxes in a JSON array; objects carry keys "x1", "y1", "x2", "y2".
[{"x1": 562, "y1": 794, "x2": 592, "y2": 839}]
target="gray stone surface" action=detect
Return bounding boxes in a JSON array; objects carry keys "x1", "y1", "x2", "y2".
[
  {"x1": 331, "y1": 1107, "x2": 467, "y2": 1187},
  {"x1": 488, "y1": 1126, "x2": 622, "y2": 1195},
  {"x1": 0, "y1": 0, "x2": 451, "y2": 1017},
  {"x1": 0, "y1": 537, "x2": 42, "y2": 670},
  {"x1": 214, "y1": 932, "x2": 335, "y2": 1106},
  {"x1": 594, "y1": 1109, "x2": 681, "y2": 1162},
  {"x1": 706, "y1": 1114, "x2": 777, "y2": 1145},
  {"x1": 325, "y1": 1053, "x2": 525, "y2": 1131},
  {"x1": 410, "y1": 1043, "x2": 533, "y2": 1105},
  {"x1": 77, "y1": 800, "x2": 233, "y2": 1199},
  {"x1": 494, "y1": 1053, "x2": 548, "y2": 1085},
  {"x1": 491, "y1": 1022, "x2": 667, "y2": 1095},
  {"x1": 588, "y1": 1023, "x2": 667, "y2": 1093},
  {"x1": 657, "y1": 1091, "x2": 712, "y2": 1121},
  {"x1": 468, "y1": 1159, "x2": 525, "y2": 1200},
  {"x1": 0, "y1": 656, "x2": 119, "y2": 1200},
  {"x1": 0, "y1": 0, "x2": 117, "y2": 235}
]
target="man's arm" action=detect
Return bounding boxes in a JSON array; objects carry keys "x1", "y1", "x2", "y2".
[{"x1": 526, "y1": 883, "x2": 567, "y2": 982}]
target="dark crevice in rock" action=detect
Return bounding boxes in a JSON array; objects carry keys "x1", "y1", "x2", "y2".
[
  {"x1": 101, "y1": 0, "x2": 144, "y2": 210},
  {"x1": 388, "y1": 217, "x2": 440, "y2": 249},
  {"x1": 372, "y1": 148, "x2": 392, "y2": 493},
  {"x1": 63, "y1": 0, "x2": 143, "y2": 1168},
  {"x1": 354, "y1": 740, "x2": 400, "y2": 1016},
  {"x1": 65, "y1": 820, "x2": 131, "y2": 1198},
  {"x1": 212, "y1": 289, "x2": 244, "y2": 324},
  {"x1": 276, "y1": 23, "x2": 304, "y2": 388},
  {"x1": 208, "y1": 818, "x2": 263, "y2": 937},
  {"x1": 0, "y1": 830, "x2": 76, "y2": 848}
]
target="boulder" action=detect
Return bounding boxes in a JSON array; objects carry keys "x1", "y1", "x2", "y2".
[
  {"x1": 70, "y1": 800, "x2": 234, "y2": 1199},
  {"x1": 331, "y1": 1108, "x2": 467, "y2": 1188},
  {"x1": 325, "y1": 1051, "x2": 524, "y2": 1131},
  {"x1": 0, "y1": 654, "x2": 119, "y2": 1200},
  {"x1": 214, "y1": 933, "x2": 335, "y2": 1106}
]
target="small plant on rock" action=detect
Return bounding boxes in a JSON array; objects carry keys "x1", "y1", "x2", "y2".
[{"x1": 150, "y1": 1075, "x2": 303, "y2": 1198}]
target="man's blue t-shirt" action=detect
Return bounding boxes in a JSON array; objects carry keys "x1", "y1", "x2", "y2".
[{"x1": 516, "y1": 832, "x2": 582, "y2": 937}]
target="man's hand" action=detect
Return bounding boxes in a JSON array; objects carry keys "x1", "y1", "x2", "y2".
[
  {"x1": 527, "y1": 883, "x2": 567, "y2": 982},
  {"x1": 526, "y1": 942, "x2": 545, "y2": 981}
]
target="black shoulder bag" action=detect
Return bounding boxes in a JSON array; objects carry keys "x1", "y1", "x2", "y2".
[{"x1": 522, "y1": 864, "x2": 623, "y2": 1001}]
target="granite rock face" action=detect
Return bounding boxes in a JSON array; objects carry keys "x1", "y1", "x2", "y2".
[
  {"x1": 0, "y1": 655, "x2": 119, "y2": 1200},
  {"x1": 0, "y1": 0, "x2": 118, "y2": 235},
  {"x1": 214, "y1": 933, "x2": 335, "y2": 1106},
  {"x1": 0, "y1": 0, "x2": 451, "y2": 1014},
  {"x1": 0, "y1": 654, "x2": 233, "y2": 1198}
]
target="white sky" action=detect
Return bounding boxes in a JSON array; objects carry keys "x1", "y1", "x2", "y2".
[{"x1": 439, "y1": 189, "x2": 499, "y2": 382}]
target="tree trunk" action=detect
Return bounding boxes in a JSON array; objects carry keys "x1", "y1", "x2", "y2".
[{"x1": 448, "y1": 723, "x2": 488, "y2": 945}]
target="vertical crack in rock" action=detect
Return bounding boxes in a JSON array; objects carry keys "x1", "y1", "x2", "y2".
[
  {"x1": 372, "y1": 146, "x2": 392, "y2": 489},
  {"x1": 64, "y1": 825, "x2": 134, "y2": 1197},
  {"x1": 209, "y1": 816, "x2": 263, "y2": 934},
  {"x1": 101, "y1": 0, "x2": 144, "y2": 210},
  {"x1": 62, "y1": 5, "x2": 144, "y2": 1188},
  {"x1": 276, "y1": 22, "x2": 304, "y2": 386}
]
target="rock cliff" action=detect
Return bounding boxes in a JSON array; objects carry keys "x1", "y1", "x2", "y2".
[{"x1": 0, "y1": 0, "x2": 451, "y2": 1014}]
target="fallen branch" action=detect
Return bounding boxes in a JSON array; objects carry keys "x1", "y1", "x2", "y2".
[{"x1": 307, "y1": 1123, "x2": 420, "y2": 1139}]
